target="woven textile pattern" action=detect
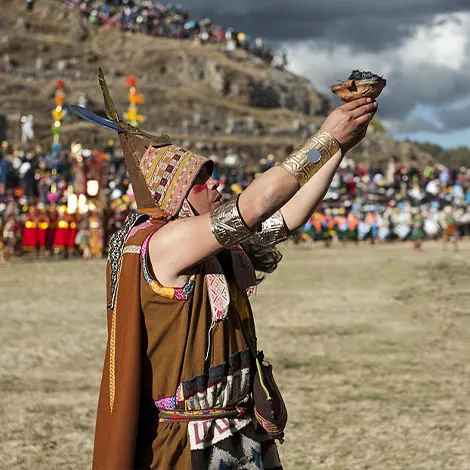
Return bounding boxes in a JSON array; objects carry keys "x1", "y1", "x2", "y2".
[{"x1": 139, "y1": 145, "x2": 210, "y2": 217}]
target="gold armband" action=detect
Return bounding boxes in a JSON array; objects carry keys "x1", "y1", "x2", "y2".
[
  {"x1": 210, "y1": 196, "x2": 253, "y2": 248},
  {"x1": 280, "y1": 129, "x2": 340, "y2": 187},
  {"x1": 252, "y1": 211, "x2": 289, "y2": 246}
]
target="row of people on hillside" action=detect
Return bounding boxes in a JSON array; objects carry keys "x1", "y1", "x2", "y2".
[{"x1": 61, "y1": 0, "x2": 285, "y2": 67}]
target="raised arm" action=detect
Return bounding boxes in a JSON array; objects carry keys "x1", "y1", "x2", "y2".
[
  {"x1": 149, "y1": 98, "x2": 376, "y2": 285},
  {"x1": 280, "y1": 100, "x2": 377, "y2": 231}
]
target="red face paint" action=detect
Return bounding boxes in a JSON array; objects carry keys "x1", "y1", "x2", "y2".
[{"x1": 192, "y1": 183, "x2": 208, "y2": 195}]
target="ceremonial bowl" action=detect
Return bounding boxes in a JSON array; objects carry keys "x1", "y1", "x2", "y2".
[{"x1": 330, "y1": 78, "x2": 386, "y2": 102}]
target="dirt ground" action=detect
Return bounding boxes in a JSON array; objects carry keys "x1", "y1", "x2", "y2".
[{"x1": 1, "y1": 241, "x2": 469, "y2": 469}]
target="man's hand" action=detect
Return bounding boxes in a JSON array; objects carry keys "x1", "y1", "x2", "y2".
[{"x1": 321, "y1": 97, "x2": 377, "y2": 154}]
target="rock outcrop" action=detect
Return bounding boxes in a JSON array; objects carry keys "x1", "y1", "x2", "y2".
[{"x1": 0, "y1": 0, "x2": 433, "y2": 166}]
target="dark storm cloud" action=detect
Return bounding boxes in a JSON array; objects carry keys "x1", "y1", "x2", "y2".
[
  {"x1": 186, "y1": 0, "x2": 470, "y2": 134},
  {"x1": 380, "y1": 65, "x2": 470, "y2": 120},
  {"x1": 188, "y1": 0, "x2": 470, "y2": 47}
]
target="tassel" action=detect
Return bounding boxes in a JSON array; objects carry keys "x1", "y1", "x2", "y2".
[
  {"x1": 67, "y1": 105, "x2": 121, "y2": 132},
  {"x1": 204, "y1": 320, "x2": 216, "y2": 362}
]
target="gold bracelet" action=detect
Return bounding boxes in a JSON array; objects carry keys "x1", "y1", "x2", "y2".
[
  {"x1": 280, "y1": 129, "x2": 340, "y2": 187},
  {"x1": 210, "y1": 196, "x2": 253, "y2": 248},
  {"x1": 252, "y1": 211, "x2": 289, "y2": 246}
]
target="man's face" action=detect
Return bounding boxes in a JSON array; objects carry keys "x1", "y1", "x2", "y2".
[{"x1": 186, "y1": 165, "x2": 222, "y2": 215}]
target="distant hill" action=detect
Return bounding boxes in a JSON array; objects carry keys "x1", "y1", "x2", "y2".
[
  {"x1": 412, "y1": 142, "x2": 470, "y2": 168},
  {"x1": 1, "y1": 0, "x2": 435, "y2": 165}
]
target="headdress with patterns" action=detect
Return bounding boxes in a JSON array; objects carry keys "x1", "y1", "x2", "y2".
[
  {"x1": 69, "y1": 69, "x2": 256, "y2": 345},
  {"x1": 69, "y1": 68, "x2": 213, "y2": 220}
]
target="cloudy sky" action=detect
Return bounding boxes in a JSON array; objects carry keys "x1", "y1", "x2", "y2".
[{"x1": 188, "y1": 0, "x2": 470, "y2": 148}]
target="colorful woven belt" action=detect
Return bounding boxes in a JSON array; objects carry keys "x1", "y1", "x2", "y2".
[{"x1": 157, "y1": 406, "x2": 251, "y2": 423}]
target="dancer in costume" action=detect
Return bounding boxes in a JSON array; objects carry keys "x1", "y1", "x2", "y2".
[
  {"x1": 442, "y1": 206, "x2": 459, "y2": 251},
  {"x1": 70, "y1": 69, "x2": 377, "y2": 470},
  {"x1": 76, "y1": 214, "x2": 92, "y2": 259},
  {"x1": 410, "y1": 209, "x2": 425, "y2": 251},
  {"x1": 2, "y1": 214, "x2": 21, "y2": 261},
  {"x1": 22, "y1": 207, "x2": 39, "y2": 255},
  {"x1": 37, "y1": 205, "x2": 49, "y2": 254},
  {"x1": 46, "y1": 207, "x2": 58, "y2": 256},
  {"x1": 364, "y1": 212, "x2": 378, "y2": 244},
  {"x1": 53, "y1": 207, "x2": 69, "y2": 257},
  {"x1": 334, "y1": 209, "x2": 348, "y2": 246},
  {"x1": 347, "y1": 210, "x2": 359, "y2": 243},
  {"x1": 312, "y1": 211, "x2": 325, "y2": 242},
  {"x1": 89, "y1": 211, "x2": 103, "y2": 259},
  {"x1": 322, "y1": 209, "x2": 335, "y2": 247}
]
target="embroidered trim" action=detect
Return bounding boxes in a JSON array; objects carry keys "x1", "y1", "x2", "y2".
[
  {"x1": 254, "y1": 409, "x2": 284, "y2": 437},
  {"x1": 109, "y1": 259, "x2": 124, "y2": 413},
  {"x1": 188, "y1": 417, "x2": 253, "y2": 451},
  {"x1": 109, "y1": 298, "x2": 117, "y2": 412},
  {"x1": 107, "y1": 212, "x2": 149, "y2": 311},
  {"x1": 154, "y1": 349, "x2": 251, "y2": 414},
  {"x1": 122, "y1": 245, "x2": 141, "y2": 255},
  {"x1": 107, "y1": 212, "x2": 149, "y2": 413},
  {"x1": 141, "y1": 231, "x2": 195, "y2": 300},
  {"x1": 203, "y1": 257, "x2": 230, "y2": 321},
  {"x1": 157, "y1": 407, "x2": 250, "y2": 423},
  {"x1": 181, "y1": 349, "x2": 251, "y2": 404},
  {"x1": 141, "y1": 145, "x2": 211, "y2": 218},
  {"x1": 125, "y1": 219, "x2": 153, "y2": 242},
  {"x1": 155, "y1": 395, "x2": 177, "y2": 411}
]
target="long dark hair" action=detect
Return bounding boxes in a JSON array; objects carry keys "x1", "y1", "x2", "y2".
[{"x1": 241, "y1": 238, "x2": 283, "y2": 285}]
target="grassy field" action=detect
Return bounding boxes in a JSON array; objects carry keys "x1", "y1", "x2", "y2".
[{"x1": 1, "y1": 241, "x2": 469, "y2": 469}]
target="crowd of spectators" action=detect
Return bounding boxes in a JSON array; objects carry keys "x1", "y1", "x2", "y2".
[
  {"x1": 60, "y1": 0, "x2": 287, "y2": 68},
  {"x1": 298, "y1": 156, "x2": 470, "y2": 245},
  {"x1": 1, "y1": 137, "x2": 469, "y2": 261}
]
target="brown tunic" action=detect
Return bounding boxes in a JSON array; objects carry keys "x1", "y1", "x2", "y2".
[{"x1": 93, "y1": 216, "x2": 282, "y2": 470}]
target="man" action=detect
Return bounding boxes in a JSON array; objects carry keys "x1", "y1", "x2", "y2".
[{"x1": 71, "y1": 70, "x2": 377, "y2": 469}]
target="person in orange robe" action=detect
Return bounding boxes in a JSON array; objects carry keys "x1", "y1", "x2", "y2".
[
  {"x1": 365, "y1": 212, "x2": 378, "y2": 244},
  {"x1": 335, "y1": 211, "x2": 348, "y2": 245},
  {"x1": 347, "y1": 211, "x2": 359, "y2": 243}
]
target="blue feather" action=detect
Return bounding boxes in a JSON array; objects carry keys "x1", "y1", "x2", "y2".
[{"x1": 67, "y1": 105, "x2": 121, "y2": 132}]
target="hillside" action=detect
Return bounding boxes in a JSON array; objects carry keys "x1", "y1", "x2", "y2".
[{"x1": 1, "y1": 0, "x2": 433, "y2": 165}]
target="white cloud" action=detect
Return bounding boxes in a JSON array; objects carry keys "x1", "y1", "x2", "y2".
[
  {"x1": 282, "y1": 12, "x2": 470, "y2": 139},
  {"x1": 401, "y1": 14, "x2": 468, "y2": 70}
]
